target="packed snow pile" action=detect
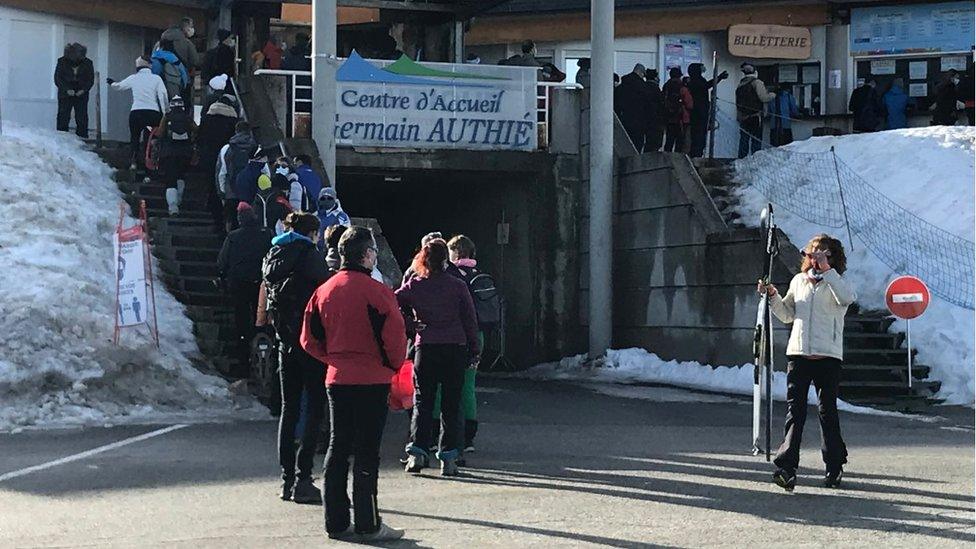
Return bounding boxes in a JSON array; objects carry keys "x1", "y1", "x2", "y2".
[
  {"x1": 523, "y1": 349, "x2": 920, "y2": 418},
  {"x1": 734, "y1": 126, "x2": 975, "y2": 405},
  {"x1": 0, "y1": 125, "x2": 254, "y2": 431}
]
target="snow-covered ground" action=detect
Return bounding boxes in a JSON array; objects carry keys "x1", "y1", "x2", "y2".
[
  {"x1": 733, "y1": 127, "x2": 975, "y2": 405},
  {"x1": 522, "y1": 348, "x2": 936, "y2": 419},
  {"x1": 0, "y1": 125, "x2": 258, "y2": 431}
]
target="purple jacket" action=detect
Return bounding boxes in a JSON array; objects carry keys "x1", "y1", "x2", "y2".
[{"x1": 395, "y1": 272, "x2": 480, "y2": 356}]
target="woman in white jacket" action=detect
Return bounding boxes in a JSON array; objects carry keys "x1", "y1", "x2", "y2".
[
  {"x1": 759, "y1": 234, "x2": 856, "y2": 492},
  {"x1": 107, "y1": 56, "x2": 169, "y2": 168}
]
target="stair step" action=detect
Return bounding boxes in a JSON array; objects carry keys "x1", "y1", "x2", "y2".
[
  {"x1": 154, "y1": 245, "x2": 220, "y2": 262},
  {"x1": 162, "y1": 273, "x2": 221, "y2": 293},
  {"x1": 842, "y1": 363, "x2": 930, "y2": 377},
  {"x1": 146, "y1": 208, "x2": 213, "y2": 220},
  {"x1": 154, "y1": 233, "x2": 223, "y2": 250},
  {"x1": 845, "y1": 315, "x2": 896, "y2": 334},
  {"x1": 185, "y1": 305, "x2": 235, "y2": 323},
  {"x1": 840, "y1": 380, "x2": 941, "y2": 399},
  {"x1": 844, "y1": 348, "x2": 916, "y2": 365},
  {"x1": 845, "y1": 395, "x2": 943, "y2": 412},
  {"x1": 193, "y1": 321, "x2": 237, "y2": 342},
  {"x1": 160, "y1": 260, "x2": 219, "y2": 278},
  {"x1": 130, "y1": 194, "x2": 209, "y2": 212},
  {"x1": 843, "y1": 332, "x2": 905, "y2": 350},
  {"x1": 171, "y1": 289, "x2": 229, "y2": 307}
]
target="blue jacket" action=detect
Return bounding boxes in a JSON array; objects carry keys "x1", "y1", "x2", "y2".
[
  {"x1": 883, "y1": 85, "x2": 913, "y2": 130},
  {"x1": 768, "y1": 91, "x2": 799, "y2": 130},
  {"x1": 234, "y1": 160, "x2": 266, "y2": 205},
  {"x1": 150, "y1": 50, "x2": 189, "y2": 88},
  {"x1": 316, "y1": 203, "x2": 351, "y2": 250},
  {"x1": 295, "y1": 165, "x2": 324, "y2": 213}
]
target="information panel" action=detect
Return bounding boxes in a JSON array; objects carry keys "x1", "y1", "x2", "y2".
[{"x1": 851, "y1": 1, "x2": 975, "y2": 56}]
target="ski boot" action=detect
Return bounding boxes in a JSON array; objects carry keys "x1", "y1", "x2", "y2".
[
  {"x1": 165, "y1": 187, "x2": 180, "y2": 216},
  {"x1": 773, "y1": 468, "x2": 796, "y2": 492}
]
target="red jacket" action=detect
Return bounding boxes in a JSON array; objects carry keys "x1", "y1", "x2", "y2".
[{"x1": 300, "y1": 267, "x2": 407, "y2": 386}]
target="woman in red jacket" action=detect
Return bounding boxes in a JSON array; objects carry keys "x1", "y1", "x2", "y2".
[{"x1": 396, "y1": 238, "x2": 480, "y2": 476}]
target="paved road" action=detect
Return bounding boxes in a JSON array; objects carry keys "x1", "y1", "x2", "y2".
[{"x1": 0, "y1": 378, "x2": 972, "y2": 548}]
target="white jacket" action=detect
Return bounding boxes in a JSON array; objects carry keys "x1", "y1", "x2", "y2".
[
  {"x1": 111, "y1": 68, "x2": 169, "y2": 113},
  {"x1": 770, "y1": 269, "x2": 857, "y2": 361}
]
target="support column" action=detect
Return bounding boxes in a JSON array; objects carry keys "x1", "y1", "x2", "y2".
[
  {"x1": 312, "y1": 0, "x2": 337, "y2": 188},
  {"x1": 588, "y1": 0, "x2": 614, "y2": 359},
  {"x1": 453, "y1": 19, "x2": 464, "y2": 63}
]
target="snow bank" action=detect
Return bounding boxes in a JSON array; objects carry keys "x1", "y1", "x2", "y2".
[
  {"x1": 734, "y1": 127, "x2": 975, "y2": 406},
  {"x1": 523, "y1": 348, "x2": 931, "y2": 419},
  {"x1": 0, "y1": 125, "x2": 255, "y2": 431}
]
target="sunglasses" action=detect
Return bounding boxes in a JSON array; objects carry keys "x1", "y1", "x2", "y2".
[{"x1": 801, "y1": 249, "x2": 832, "y2": 258}]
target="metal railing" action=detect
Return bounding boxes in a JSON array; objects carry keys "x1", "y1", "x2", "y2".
[{"x1": 252, "y1": 68, "x2": 582, "y2": 148}]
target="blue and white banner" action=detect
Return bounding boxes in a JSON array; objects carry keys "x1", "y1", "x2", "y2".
[
  {"x1": 850, "y1": 1, "x2": 975, "y2": 56},
  {"x1": 335, "y1": 52, "x2": 538, "y2": 151}
]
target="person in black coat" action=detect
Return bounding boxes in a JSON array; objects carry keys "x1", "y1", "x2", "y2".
[
  {"x1": 54, "y1": 43, "x2": 95, "y2": 137},
  {"x1": 614, "y1": 64, "x2": 652, "y2": 152},
  {"x1": 282, "y1": 33, "x2": 312, "y2": 71},
  {"x1": 931, "y1": 70, "x2": 961, "y2": 126},
  {"x1": 197, "y1": 95, "x2": 239, "y2": 175},
  {"x1": 203, "y1": 29, "x2": 237, "y2": 82},
  {"x1": 849, "y1": 79, "x2": 883, "y2": 133},
  {"x1": 643, "y1": 70, "x2": 665, "y2": 152},
  {"x1": 686, "y1": 63, "x2": 728, "y2": 157},
  {"x1": 218, "y1": 203, "x2": 273, "y2": 377}
]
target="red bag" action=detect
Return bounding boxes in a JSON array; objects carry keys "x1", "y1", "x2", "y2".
[{"x1": 388, "y1": 360, "x2": 415, "y2": 411}]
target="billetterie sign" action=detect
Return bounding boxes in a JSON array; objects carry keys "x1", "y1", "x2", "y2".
[
  {"x1": 728, "y1": 24, "x2": 812, "y2": 60},
  {"x1": 335, "y1": 51, "x2": 538, "y2": 151}
]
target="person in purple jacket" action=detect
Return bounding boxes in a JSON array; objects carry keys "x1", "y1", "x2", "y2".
[{"x1": 396, "y1": 238, "x2": 480, "y2": 477}]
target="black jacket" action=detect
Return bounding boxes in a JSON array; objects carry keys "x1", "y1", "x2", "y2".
[
  {"x1": 262, "y1": 235, "x2": 330, "y2": 346},
  {"x1": 614, "y1": 72, "x2": 652, "y2": 131},
  {"x1": 197, "y1": 106, "x2": 238, "y2": 175},
  {"x1": 54, "y1": 55, "x2": 95, "y2": 99},
  {"x1": 932, "y1": 81, "x2": 960, "y2": 124},
  {"x1": 849, "y1": 85, "x2": 882, "y2": 131},
  {"x1": 218, "y1": 220, "x2": 273, "y2": 284},
  {"x1": 203, "y1": 44, "x2": 236, "y2": 82},
  {"x1": 686, "y1": 76, "x2": 713, "y2": 120}
]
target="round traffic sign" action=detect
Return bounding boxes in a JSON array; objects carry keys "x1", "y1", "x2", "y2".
[{"x1": 885, "y1": 276, "x2": 930, "y2": 320}]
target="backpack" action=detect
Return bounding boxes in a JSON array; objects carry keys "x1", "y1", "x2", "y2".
[
  {"x1": 664, "y1": 81, "x2": 684, "y2": 118},
  {"x1": 263, "y1": 246, "x2": 314, "y2": 345},
  {"x1": 458, "y1": 267, "x2": 501, "y2": 328},
  {"x1": 736, "y1": 79, "x2": 762, "y2": 119},
  {"x1": 166, "y1": 108, "x2": 191, "y2": 142},
  {"x1": 225, "y1": 142, "x2": 254, "y2": 187}
]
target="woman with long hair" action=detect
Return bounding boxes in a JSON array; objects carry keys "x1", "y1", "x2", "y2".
[
  {"x1": 759, "y1": 234, "x2": 856, "y2": 492},
  {"x1": 396, "y1": 239, "x2": 480, "y2": 476}
]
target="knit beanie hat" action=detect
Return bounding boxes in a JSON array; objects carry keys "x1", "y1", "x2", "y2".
[{"x1": 136, "y1": 56, "x2": 151, "y2": 69}]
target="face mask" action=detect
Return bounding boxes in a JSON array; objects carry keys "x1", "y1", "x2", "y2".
[
  {"x1": 319, "y1": 198, "x2": 336, "y2": 211},
  {"x1": 275, "y1": 166, "x2": 289, "y2": 176},
  {"x1": 185, "y1": 26, "x2": 195, "y2": 38},
  {"x1": 952, "y1": 77, "x2": 960, "y2": 85}
]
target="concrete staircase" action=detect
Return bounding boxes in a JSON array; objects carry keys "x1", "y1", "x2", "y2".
[
  {"x1": 97, "y1": 144, "x2": 243, "y2": 381},
  {"x1": 690, "y1": 158, "x2": 943, "y2": 411}
]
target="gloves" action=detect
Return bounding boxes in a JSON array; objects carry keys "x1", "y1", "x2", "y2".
[
  {"x1": 65, "y1": 90, "x2": 76, "y2": 97},
  {"x1": 718, "y1": 70, "x2": 729, "y2": 81},
  {"x1": 106, "y1": 77, "x2": 115, "y2": 85}
]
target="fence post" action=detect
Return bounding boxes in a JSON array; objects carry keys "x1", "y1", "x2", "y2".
[
  {"x1": 95, "y1": 71, "x2": 103, "y2": 147},
  {"x1": 707, "y1": 51, "x2": 718, "y2": 160},
  {"x1": 830, "y1": 146, "x2": 855, "y2": 251}
]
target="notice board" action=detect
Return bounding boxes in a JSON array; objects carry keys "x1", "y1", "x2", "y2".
[{"x1": 855, "y1": 53, "x2": 973, "y2": 111}]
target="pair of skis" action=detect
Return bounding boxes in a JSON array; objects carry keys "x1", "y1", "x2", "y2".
[{"x1": 752, "y1": 204, "x2": 777, "y2": 461}]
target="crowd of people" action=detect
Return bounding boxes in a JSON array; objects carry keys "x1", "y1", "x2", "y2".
[{"x1": 849, "y1": 67, "x2": 976, "y2": 133}]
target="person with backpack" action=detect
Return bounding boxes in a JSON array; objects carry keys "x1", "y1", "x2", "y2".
[
  {"x1": 218, "y1": 203, "x2": 273, "y2": 376},
  {"x1": 300, "y1": 226, "x2": 407, "y2": 542},
  {"x1": 293, "y1": 155, "x2": 324, "y2": 213},
  {"x1": 768, "y1": 84, "x2": 800, "y2": 146},
  {"x1": 216, "y1": 122, "x2": 258, "y2": 232},
  {"x1": 198, "y1": 94, "x2": 239, "y2": 178},
  {"x1": 54, "y1": 43, "x2": 95, "y2": 138},
  {"x1": 736, "y1": 63, "x2": 775, "y2": 158},
  {"x1": 397, "y1": 239, "x2": 480, "y2": 477},
  {"x1": 235, "y1": 147, "x2": 271, "y2": 207},
  {"x1": 662, "y1": 67, "x2": 694, "y2": 153},
  {"x1": 253, "y1": 174, "x2": 294, "y2": 235},
  {"x1": 157, "y1": 95, "x2": 196, "y2": 216},
  {"x1": 262, "y1": 212, "x2": 330, "y2": 505},
  {"x1": 446, "y1": 235, "x2": 498, "y2": 454},
  {"x1": 151, "y1": 40, "x2": 190, "y2": 100},
  {"x1": 686, "y1": 63, "x2": 728, "y2": 158},
  {"x1": 107, "y1": 56, "x2": 169, "y2": 169},
  {"x1": 848, "y1": 79, "x2": 883, "y2": 133}
]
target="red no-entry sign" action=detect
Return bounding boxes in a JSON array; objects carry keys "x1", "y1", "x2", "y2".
[{"x1": 885, "y1": 276, "x2": 930, "y2": 320}]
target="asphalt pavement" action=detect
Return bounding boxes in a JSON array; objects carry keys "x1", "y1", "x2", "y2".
[{"x1": 0, "y1": 378, "x2": 972, "y2": 548}]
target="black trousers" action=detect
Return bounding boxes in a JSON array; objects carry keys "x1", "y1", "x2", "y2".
[
  {"x1": 228, "y1": 279, "x2": 260, "y2": 376},
  {"x1": 643, "y1": 126, "x2": 663, "y2": 152},
  {"x1": 129, "y1": 110, "x2": 162, "y2": 164},
  {"x1": 160, "y1": 155, "x2": 191, "y2": 189},
  {"x1": 689, "y1": 113, "x2": 709, "y2": 158},
  {"x1": 773, "y1": 357, "x2": 849, "y2": 472},
  {"x1": 663, "y1": 123, "x2": 684, "y2": 152},
  {"x1": 770, "y1": 127, "x2": 794, "y2": 147},
  {"x1": 56, "y1": 95, "x2": 88, "y2": 137},
  {"x1": 324, "y1": 384, "x2": 390, "y2": 535},
  {"x1": 278, "y1": 343, "x2": 327, "y2": 481},
  {"x1": 738, "y1": 116, "x2": 763, "y2": 158},
  {"x1": 623, "y1": 123, "x2": 645, "y2": 152},
  {"x1": 409, "y1": 344, "x2": 466, "y2": 458}
]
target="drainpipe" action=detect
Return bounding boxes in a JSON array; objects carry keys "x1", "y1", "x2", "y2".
[
  {"x1": 588, "y1": 0, "x2": 614, "y2": 360},
  {"x1": 312, "y1": 0, "x2": 338, "y2": 189}
]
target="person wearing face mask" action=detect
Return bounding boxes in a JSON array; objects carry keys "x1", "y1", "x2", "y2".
[
  {"x1": 758, "y1": 234, "x2": 856, "y2": 492},
  {"x1": 932, "y1": 70, "x2": 962, "y2": 126},
  {"x1": 316, "y1": 187, "x2": 351, "y2": 249},
  {"x1": 301, "y1": 226, "x2": 408, "y2": 542},
  {"x1": 160, "y1": 17, "x2": 200, "y2": 100},
  {"x1": 262, "y1": 212, "x2": 331, "y2": 505},
  {"x1": 203, "y1": 29, "x2": 237, "y2": 82}
]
